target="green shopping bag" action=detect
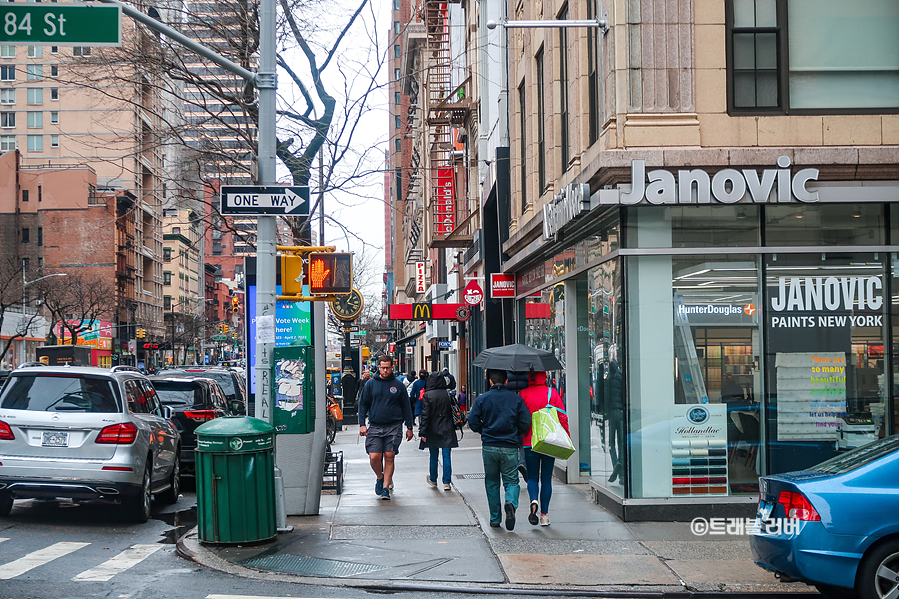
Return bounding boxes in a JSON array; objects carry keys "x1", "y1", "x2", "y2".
[{"x1": 531, "y1": 388, "x2": 575, "y2": 460}]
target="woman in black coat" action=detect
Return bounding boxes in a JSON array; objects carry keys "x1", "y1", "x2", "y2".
[{"x1": 419, "y1": 372, "x2": 459, "y2": 491}]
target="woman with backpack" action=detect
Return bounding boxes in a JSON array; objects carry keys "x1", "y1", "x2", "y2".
[
  {"x1": 419, "y1": 371, "x2": 459, "y2": 491},
  {"x1": 520, "y1": 371, "x2": 570, "y2": 526}
]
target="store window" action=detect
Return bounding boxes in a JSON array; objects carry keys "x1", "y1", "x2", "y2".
[
  {"x1": 764, "y1": 253, "x2": 888, "y2": 475},
  {"x1": 587, "y1": 257, "x2": 624, "y2": 494},
  {"x1": 626, "y1": 253, "x2": 764, "y2": 499},
  {"x1": 627, "y1": 205, "x2": 761, "y2": 248},
  {"x1": 523, "y1": 285, "x2": 566, "y2": 399},
  {"x1": 765, "y1": 203, "x2": 884, "y2": 246}
]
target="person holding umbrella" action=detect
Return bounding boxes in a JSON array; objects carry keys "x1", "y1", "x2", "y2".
[
  {"x1": 520, "y1": 371, "x2": 569, "y2": 525},
  {"x1": 467, "y1": 369, "x2": 532, "y2": 530}
]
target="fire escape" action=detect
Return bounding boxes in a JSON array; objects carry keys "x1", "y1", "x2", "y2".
[{"x1": 425, "y1": 0, "x2": 473, "y2": 249}]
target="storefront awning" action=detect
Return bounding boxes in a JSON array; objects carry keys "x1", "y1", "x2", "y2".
[{"x1": 395, "y1": 329, "x2": 425, "y2": 346}]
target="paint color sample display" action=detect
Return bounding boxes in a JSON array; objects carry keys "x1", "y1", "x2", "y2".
[{"x1": 669, "y1": 404, "x2": 729, "y2": 495}]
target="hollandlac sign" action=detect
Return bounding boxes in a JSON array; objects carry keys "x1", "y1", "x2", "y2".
[{"x1": 463, "y1": 280, "x2": 483, "y2": 305}]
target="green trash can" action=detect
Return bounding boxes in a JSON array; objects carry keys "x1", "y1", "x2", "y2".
[{"x1": 195, "y1": 416, "x2": 276, "y2": 544}]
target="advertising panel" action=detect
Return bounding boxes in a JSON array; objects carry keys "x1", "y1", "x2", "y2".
[
  {"x1": 490, "y1": 273, "x2": 516, "y2": 298},
  {"x1": 435, "y1": 167, "x2": 456, "y2": 235},
  {"x1": 669, "y1": 404, "x2": 728, "y2": 496}
]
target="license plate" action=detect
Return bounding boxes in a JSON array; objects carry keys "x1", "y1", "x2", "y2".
[
  {"x1": 759, "y1": 500, "x2": 773, "y2": 520},
  {"x1": 41, "y1": 431, "x2": 69, "y2": 447}
]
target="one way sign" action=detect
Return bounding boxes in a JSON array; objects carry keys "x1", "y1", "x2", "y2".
[{"x1": 220, "y1": 186, "x2": 310, "y2": 216}]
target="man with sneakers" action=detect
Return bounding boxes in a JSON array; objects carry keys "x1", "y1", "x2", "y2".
[
  {"x1": 358, "y1": 355, "x2": 414, "y2": 500},
  {"x1": 467, "y1": 369, "x2": 531, "y2": 530}
]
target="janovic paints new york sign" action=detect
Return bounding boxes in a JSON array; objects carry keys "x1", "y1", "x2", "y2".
[{"x1": 769, "y1": 276, "x2": 884, "y2": 329}]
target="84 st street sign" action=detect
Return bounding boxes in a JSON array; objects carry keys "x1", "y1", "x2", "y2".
[
  {"x1": 0, "y1": 4, "x2": 121, "y2": 45},
  {"x1": 221, "y1": 186, "x2": 310, "y2": 216}
]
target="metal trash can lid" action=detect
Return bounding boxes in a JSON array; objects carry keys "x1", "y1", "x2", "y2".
[{"x1": 195, "y1": 416, "x2": 274, "y2": 452}]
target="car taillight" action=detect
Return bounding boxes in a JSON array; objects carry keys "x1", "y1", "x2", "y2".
[
  {"x1": 0, "y1": 421, "x2": 14, "y2": 441},
  {"x1": 183, "y1": 410, "x2": 217, "y2": 422},
  {"x1": 96, "y1": 423, "x2": 138, "y2": 444},
  {"x1": 777, "y1": 490, "x2": 821, "y2": 521}
]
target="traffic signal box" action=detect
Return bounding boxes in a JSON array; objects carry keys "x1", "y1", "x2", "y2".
[
  {"x1": 307, "y1": 252, "x2": 352, "y2": 294},
  {"x1": 232, "y1": 297, "x2": 240, "y2": 313},
  {"x1": 280, "y1": 249, "x2": 353, "y2": 297},
  {"x1": 136, "y1": 328, "x2": 146, "y2": 338}
]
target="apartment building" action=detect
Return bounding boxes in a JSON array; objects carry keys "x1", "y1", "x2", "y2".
[{"x1": 0, "y1": 31, "x2": 166, "y2": 342}]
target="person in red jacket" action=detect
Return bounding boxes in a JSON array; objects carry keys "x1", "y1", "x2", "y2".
[{"x1": 519, "y1": 371, "x2": 570, "y2": 526}]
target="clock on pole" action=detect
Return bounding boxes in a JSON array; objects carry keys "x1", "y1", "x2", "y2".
[{"x1": 330, "y1": 287, "x2": 364, "y2": 321}]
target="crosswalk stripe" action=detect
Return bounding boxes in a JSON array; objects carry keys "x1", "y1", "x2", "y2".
[
  {"x1": 0, "y1": 541, "x2": 90, "y2": 580},
  {"x1": 207, "y1": 596, "x2": 337, "y2": 599},
  {"x1": 73, "y1": 544, "x2": 163, "y2": 582}
]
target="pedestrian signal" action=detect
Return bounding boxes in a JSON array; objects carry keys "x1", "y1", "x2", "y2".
[{"x1": 307, "y1": 252, "x2": 352, "y2": 295}]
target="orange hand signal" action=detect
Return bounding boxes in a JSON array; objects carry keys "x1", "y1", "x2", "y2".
[{"x1": 310, "y1": 259, "x2": 330, "y2": 289}]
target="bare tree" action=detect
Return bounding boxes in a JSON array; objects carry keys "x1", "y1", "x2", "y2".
[
  {"x1": 38, "y1": 273, "x2": 116, "y2": 347},
  {"x1": 0, "y1": 258, "x2": 49, "y2": 365},
  {"x1": 64, "y1": 0, "x2": 388, "y2": 254}
]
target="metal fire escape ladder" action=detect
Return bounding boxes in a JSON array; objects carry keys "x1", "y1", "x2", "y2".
[{"x1": 424, "y1": 0, "x2": 472, "y2": 249}]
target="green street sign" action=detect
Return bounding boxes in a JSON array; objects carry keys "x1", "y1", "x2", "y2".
[{"x1": 0, "y1": 4, "x2": 121, "y2": 46}]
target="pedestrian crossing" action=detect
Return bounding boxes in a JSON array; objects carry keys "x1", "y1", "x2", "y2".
[{"x1": 0, "y1": 540, "x2": 164, "y2": 581}]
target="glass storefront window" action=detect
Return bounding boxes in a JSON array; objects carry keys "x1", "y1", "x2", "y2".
[
  {"x1": 626, "y1": 205, "x2": 761, "y2": 248},
  {"x1": 626, "y1": 254, "x2": 764, "y2": 499},
  {"x1": 523, "y1": 287, "x2": 566, "y2": 397},
  {"x1": 764, "y1": 253, "x2": 888, "y2": 476},
  {"x1": 765, "y1": 203, "x2": 885, "y2": 246},
  {"x1": 587, "y1": 258, "x2": 623, "y2": 494}
]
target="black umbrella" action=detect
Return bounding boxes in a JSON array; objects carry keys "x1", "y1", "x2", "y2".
[{"x1": 471, "y1": 343, "x2": 563, "y2": 371}]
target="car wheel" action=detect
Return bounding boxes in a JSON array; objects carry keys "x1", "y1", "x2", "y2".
[
  {"x1": 326, "y1": 414, "x2": 337, "y2": 444},
  {"x1": 858, "y1": 540, "x2": 899, "y2": 599},
  {"x1": 157, "y1": 454, "x2": 180, "y2": 505},
  {"x1": 815, "y1": 583, "x2": 858, "y2": 599},
  {"x1": 0, "y1": 492, "x2": 12, "y2": 517},
  {"x1": 125, "y1": 465, "x2": 152, "y2": 523}
]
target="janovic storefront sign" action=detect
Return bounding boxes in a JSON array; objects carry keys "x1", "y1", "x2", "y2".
[
  {"x1": 614, "y1": 156, "x2": 819, "y2": 205},
  {"x1": 543, "y1": 183, "x2": 591, "y2": 240},
  {"x1": 769, "y1": 276, "x2": 884, "y2": 329}
]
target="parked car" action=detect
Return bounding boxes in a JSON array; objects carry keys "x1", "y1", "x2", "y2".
[
  {"x1": 161, "y1": 367, "x2": 247, "y2": 415},
  {"x1": 0, "y1": 365, "x2": 181, "y2": 522},
  {"x1": 149, "y1": 376, "x2": 234, "y2": 478},
  {"x1": 750, "y1": 434, "x2": 899, "y2": 599}
]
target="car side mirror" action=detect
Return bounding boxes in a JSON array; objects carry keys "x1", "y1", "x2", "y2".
[
  {"x1": 162, "y1": 405, "x2": 174, "y2": 420},
  {"x1": 231, "y1": 401, "x2": 245, "y2": 415}
]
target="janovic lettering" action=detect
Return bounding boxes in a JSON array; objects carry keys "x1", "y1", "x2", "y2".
[
  {"x1": 770, "y1": 276, "x2": 883, "y2": 312},
  {"x1": 616, "y1": 156, "x2": 819, "y2": 205}
]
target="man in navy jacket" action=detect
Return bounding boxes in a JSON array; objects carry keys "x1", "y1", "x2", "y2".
[
  {"x1": 467, "y1": 369, "x2": 531, "y2": 530},
  {"x1": 358, "y1": 355, "x2": 414, "y2": 500}
]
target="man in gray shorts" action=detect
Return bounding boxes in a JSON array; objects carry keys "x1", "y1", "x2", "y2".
[{"x1": 358, "y1": 355, "x2": 414, "y2": 500}]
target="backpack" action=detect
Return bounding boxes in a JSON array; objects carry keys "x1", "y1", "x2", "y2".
[{"x1": 450, "y1": 394, "x2": 465, "y2": 439}]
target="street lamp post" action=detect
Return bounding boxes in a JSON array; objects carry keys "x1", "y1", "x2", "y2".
[{"x1": 20, "y1": 267, "x2": 68, "y2": 366}]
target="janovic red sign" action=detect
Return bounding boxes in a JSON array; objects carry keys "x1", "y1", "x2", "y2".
[
  {"x1": 463, "y1": 280, "x2": 483, "y2": 305},
  {"x1": 490, "y1": 274, "x2": 516, "y2": 298}
]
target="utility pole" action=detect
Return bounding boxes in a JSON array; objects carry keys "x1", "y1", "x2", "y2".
[{"x1": 100, "y1": 0, "x2": 291, "y2": 529}]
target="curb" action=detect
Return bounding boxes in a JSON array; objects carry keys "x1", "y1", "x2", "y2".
[{"x1": 176, "y1": 528, "x2": 820, "y2": 597}]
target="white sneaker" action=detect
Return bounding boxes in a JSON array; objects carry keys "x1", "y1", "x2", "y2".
[
  {"x1": 426, "y1": 476, "x2": 437, "y2": 488},
  {"x1": 443, "y1": 483, "x2": 451, "y2": 491},
  {"x1": 389, "y1": 482, "x2": 394, "y2": 490},
  {"x1": 539, "y1": 514, "x2": 550, "y2": 526}
]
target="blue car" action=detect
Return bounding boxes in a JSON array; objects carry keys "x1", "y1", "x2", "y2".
[{"x1": 750, "y1": 434, "x2": 899, "y2": 599}]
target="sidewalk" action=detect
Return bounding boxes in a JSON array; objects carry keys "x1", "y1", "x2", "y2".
[{"x1": 178, "y1": 424, "x2": 814, "y2": 595}]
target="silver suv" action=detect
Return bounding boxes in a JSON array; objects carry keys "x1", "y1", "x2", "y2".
[{"x1": 0, "y1": 365, "x2": 181, "y2": 522}]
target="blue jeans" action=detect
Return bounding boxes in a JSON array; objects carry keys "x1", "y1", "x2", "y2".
[
  {"x1": 429, "y1": 447, "x2": 452, "y2": 484},
  {"x1": 524, "y1": 447, "x2": 555, "y2": 514},
  {"x1": 482, "y1": 446, "x2": 520, "y2": 524}
]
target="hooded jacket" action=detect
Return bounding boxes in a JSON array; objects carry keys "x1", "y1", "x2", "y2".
[
  {"x1": 357, "y1": 371, "x2": 413, "y2": 429},
  {"x1": 467, "y1": 384, "x2": 531, "y2": 448},
  {"x1": 418, "y1": 372, "x2": 459, "y2": 450},
  {"x1": 519, "y1": 371, "x2": 570, "y2": 447}
]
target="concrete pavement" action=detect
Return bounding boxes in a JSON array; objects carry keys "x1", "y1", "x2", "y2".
[{"x1": 178, "y1": 424, "x2": 816, "y2": 595}]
